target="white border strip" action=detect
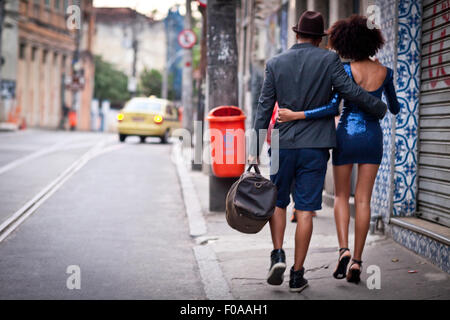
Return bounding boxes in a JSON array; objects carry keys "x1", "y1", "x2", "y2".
[
  {"x1": 193, "y1": 245, "x2": 233, "y2": 300},
  {"x1": 172, "y1": 142, "x2": 207, "y2": 237},
  {"x1": 173, "y1": 142, "x2": 234, "y2": 299}
]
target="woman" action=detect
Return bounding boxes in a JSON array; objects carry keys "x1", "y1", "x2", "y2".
[{"x1": 277, "y1": 15, "x2": 400, "y2": 284}]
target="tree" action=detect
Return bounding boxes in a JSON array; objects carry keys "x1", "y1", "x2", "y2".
[
  {"x1": 139, "y1": 68, "x2": 176, "y2": 100},
  {"x1": 138, "y1": 68, "x2": 162, "y2": 98},
  {"x1": 93, "y1": 55, "x2": 130, "y2": 106}
]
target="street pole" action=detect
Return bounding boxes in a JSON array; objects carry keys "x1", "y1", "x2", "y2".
[
  {"x1": 70, "y1": 0, "x2": 81, "y2": 131},
  {"x1": 207, "y1": 0, "x2": 239, "y2": 212},
  {"x1": 162, "y1": 66, "x2": 168, "y2": 99},
  {"x1": 181, "y1": 0, "x2": 193, "y2": 135},
  {"x1": 0, "y1": 0, "x2": 5, "y2": 121},
  {"x1": 192, "y1": 3, "x2": 207, "y2": 172},
  {"x1": 162, "y1": 50, "x2": 184, "y2": 100},
  {"x1": 130, "y1": 9, "x2": 138, "y2": 98}
]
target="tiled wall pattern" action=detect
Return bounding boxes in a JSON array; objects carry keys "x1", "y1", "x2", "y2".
[
  {"x1": 371, "y1": 0, "x2": 398, "y2": 224},
  {"x1": 374, "y1": 0, "x2": 449, "y2": 274},
  {"x1": 390, "y1": 225, "x2": 450, "y2": 273},
  {"x1": 393, "y1": 0, "x2": 423, "y2": 217}
]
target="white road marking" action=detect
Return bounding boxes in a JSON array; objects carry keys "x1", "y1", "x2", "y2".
[
  {"x1": 0, "y1": 138, "x2": 118, "y2": 243},
  {"x1": 0, "y1": 140, "x2": 72, "y2": 176}
]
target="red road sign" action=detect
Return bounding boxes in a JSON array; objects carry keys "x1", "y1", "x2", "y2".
[
  {"x1": 178, "y1": 29, "x2": 197, "y2": 49},
  {"x1": 198, "y1": 0, "x2": 207, "y2": 7}
]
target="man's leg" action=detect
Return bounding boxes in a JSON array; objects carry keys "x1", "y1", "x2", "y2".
[
  {"x1": 269, "y1": 207, "x2": 287, "y2": 250},
  {"x1": 293, "y1": 211, "x2": 314, "y2": 271},
  {"x1": 289, "y1": 148, "x2": 329, "y2": 292},
  {"x1": 267, "y1": 149, "x2": 294, "y2": 286}
]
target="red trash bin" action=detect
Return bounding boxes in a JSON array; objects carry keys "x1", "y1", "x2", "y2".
[{"x1": 207, "y1": 106, "x2": 246, "y2": 178}]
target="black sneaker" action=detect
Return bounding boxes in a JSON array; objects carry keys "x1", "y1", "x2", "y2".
[
  {"x1": 267, "y1": 249, "x2": 286, "y2": 286},
  {"x1": 289, "y1": 267, "x2": 309, "y2": 292}
]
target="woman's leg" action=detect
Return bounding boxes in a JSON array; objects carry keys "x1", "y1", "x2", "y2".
[
  {"x1": 333, "y1": 164, "x2": 353, "y2": 252},
  {"x1": 352, "y1": 164, "x2": 380, "y2": 269}
]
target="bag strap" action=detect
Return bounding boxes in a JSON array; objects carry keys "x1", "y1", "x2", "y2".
[{"x1": 247, "y1": 164, "x2": 261, "y2": 174}]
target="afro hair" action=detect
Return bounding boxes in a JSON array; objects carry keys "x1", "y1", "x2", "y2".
[{"x1": 328, "y1": 15, "x2": 385, "y2": 61}]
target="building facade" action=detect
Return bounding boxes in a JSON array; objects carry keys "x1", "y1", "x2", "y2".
[
  {"x1": 1, "y1": 0, "x2": 95, "y2": 130},
  {"x1": 237, "y1": 0, "x2": 449, "y2": 273},
  {"x1": 94, "y1": 7, "x2": 166, "y2": 82}
]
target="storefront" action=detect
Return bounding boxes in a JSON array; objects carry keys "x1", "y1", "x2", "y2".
[
  {"x1": 417, "y1": 0, "x2": 450, "y2": 227},
  {"x1": 373, "y1": 0, "x2": 449, "y2": 273}
]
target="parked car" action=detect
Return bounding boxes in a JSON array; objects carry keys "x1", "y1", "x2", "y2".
[{"x1": 117, "y1": 97, "x2": 181, "y2": 144}]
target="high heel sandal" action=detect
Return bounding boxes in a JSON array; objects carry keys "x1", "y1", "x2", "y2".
[
  {"x1": 347, "y1": 259, "x2": 363, "y2": 284},
  {"x1": 333, "y1": 248, "x2": 351, "y2": 279}
]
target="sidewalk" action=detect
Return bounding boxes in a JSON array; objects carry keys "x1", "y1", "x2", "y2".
[{"x1": 187, "y1": 168, "x2": 450, "y2": 300}]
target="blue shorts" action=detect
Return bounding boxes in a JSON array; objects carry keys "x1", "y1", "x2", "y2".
[{"x1": 270, "y1": 148, "x2": 330, "y2": 212}]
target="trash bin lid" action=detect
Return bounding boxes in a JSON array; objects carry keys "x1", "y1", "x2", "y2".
[{"x1": 207, "y1": 106, "x2": 246, "y2": 122}]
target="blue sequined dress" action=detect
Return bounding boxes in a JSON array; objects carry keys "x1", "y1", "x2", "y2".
[{"x1": 304, "y1": 62, "x2": 400, "y2": 165}]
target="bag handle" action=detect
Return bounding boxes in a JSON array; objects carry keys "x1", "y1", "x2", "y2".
[{"x1": 247, "y1": 164, "x2": 261, "y2": 174}]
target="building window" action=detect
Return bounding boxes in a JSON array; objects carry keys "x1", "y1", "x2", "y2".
[
  {"x1": 31, "y1": 47, "x2": 37, "y2": 61},
  {"x1": 45, "y1": 0, "x2": 50, "y2": 7},
  {"x1": 55, "y1": 0, "x2": 60, "y2": 10},
  {"x1": 64, "y1": 0, "x2": 69, "y2": 11},
  {"x1": 19, "y1": 43, "x2": 26, "y2": 60},
  {"x1": 42, "y1": 49, "x2": 48, "y2": 63}
]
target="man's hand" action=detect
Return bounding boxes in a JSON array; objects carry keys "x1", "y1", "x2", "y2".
[
  {"x1": 248, "y1": 155, "x2": 260, "y2": 165},
  {"x1": 277, "y1": 108, "x2": 304, "y2": 123}
]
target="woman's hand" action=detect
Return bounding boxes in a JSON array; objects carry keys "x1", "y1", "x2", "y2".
[{"x1": 277, "y1": 108, "x2": 305, "y2": 123}]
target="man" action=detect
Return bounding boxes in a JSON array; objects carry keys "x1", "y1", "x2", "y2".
[{"x1": 250, "y1": 11, "x2": 387, "y2": 293}]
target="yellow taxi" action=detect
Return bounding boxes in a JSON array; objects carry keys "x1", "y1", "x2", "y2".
[{"x1": 117, "y1": 97, "x2": 181, "y2": 143}]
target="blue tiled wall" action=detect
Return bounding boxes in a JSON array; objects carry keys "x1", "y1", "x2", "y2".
[
  {"x1": 373, "y1": 0, "x2": 450, "y2": 273},
  {"x1": 393, "y1": 0, "x2": 422, "y2": 217}
]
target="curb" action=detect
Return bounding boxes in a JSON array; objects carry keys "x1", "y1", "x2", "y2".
[
  {"x1": 0, "y1": 122, "x2": 19, "y2": 132},
  {"x1": 172, "y1": 142, "x2": 234, "y2": 300},
  {"x1": 193, "y1": 245, "x2": 234, "y2": 300},
  {"x1": 172, "y1": 142, "x2": 207, "y2": 237}
]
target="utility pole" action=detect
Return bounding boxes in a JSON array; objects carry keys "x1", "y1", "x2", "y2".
[
  {"x1": 192, "y1": 3, "x2": 207, "y2": 172},
  {"x1": 162, "y1": 50, "x2": 183, "y2": 99},
  {"x1": 70, "y1": 0, "x2": 82, "y2": 131},
  {"x1": 207, "y1": 0, "x2": 239, "y2": 212},
  {"x1": 182, "y1": 0, "x2": 193, "y2": 135},
  {"x1": 130, "y1": 9, "x2": 138, "y2": 98},
  {"x1": 0, "y1": 0, "x2": 5, "y2": 118}
]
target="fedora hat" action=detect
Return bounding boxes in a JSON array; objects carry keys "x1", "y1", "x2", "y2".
[{"x1": 292, "y1": 11, "x2": 327, "y2": 37}]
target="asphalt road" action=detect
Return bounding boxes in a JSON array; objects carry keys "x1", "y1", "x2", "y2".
[{"x1": 0, "y1": 129, "x2": 205, "y2": 299}]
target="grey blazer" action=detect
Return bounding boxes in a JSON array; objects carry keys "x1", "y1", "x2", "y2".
[{"x1": 252, "y1": 43, "x2": 387, "y2": 155}]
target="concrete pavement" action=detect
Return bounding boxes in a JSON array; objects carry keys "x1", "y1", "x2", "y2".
[
  {"x1": 187, "y1": 165, "x2": 450, "y2": 300},
  {"x1": 0, "y1": 129, "x2": 448, "y2": 300},
  {"x1": 0, "y1": 130, "x2": 205, "y2": 299}
]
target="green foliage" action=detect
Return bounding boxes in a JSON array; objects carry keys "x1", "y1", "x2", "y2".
[
  {"x1": 93, "y1": 55, "x2": 130, "y2": 104},
  {"x1": 138, "y1": 68, "x2": 162, "y2": 98},
  {"x1": 138, "y1": 68, "x2": 177, "y2": 100}
]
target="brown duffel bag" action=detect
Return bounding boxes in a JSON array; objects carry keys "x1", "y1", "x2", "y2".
[{"x1": 226, "y1": 164, "x2": 277, "y2": 234}]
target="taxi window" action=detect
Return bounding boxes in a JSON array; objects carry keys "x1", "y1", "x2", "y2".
[{"x1": 125, "y1": 100, "x2": 162, "y2": 112}]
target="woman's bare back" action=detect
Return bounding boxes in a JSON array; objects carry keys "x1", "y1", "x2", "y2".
[{"x1": 350, "y1": 60, "x2": 388, "y2": 92}]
